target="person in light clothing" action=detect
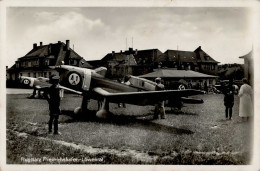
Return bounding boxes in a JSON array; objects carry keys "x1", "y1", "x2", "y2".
[{"x1": 238, "y1": 78, "x2": 253, "y2": 121}]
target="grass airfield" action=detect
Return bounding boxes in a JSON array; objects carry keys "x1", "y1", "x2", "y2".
[{"x1": 6, "y1": 92, "x2": 253, "y2": 164}]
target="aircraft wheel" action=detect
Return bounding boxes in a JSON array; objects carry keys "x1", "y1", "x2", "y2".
[
  {"x1": 74, "y1": 107, "x2": 82, "y2": 115},
  {"x1": 96, "y1": 109, "x2": 110, "y2": 119},
  {"x1": 178, "y1": 84, "x2": 186, "y2": 90}
]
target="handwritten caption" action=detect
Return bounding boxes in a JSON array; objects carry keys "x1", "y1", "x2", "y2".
[{"x1": 20, "y1": 157, "x2": 104, "y2": 164}]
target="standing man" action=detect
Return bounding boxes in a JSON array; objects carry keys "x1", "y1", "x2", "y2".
[
  {"x1": 43, "y1": 75, "x2": 61, "y2": 135},
  {"x1": 154, "y1": 77, "x2": 166, "y2": 119},
  {"x1": 204, "y1": 81, "x2": 208, "y2": 94},
  {"x1": 223, "y1": 79, "x2": 235, "y2": 120}
]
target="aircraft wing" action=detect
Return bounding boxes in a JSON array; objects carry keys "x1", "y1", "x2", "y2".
[
  {"x1": 35, "y1": 85, "x2": 50, "y2": 89},
  {"x1": 58, "y1": 85, "x2": 83, "y2": 95},
  {"x1": 93, "y1": 87, "x2": 204, "y2": 106}
]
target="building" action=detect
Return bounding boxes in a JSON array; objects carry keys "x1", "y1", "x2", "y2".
[
  {"x1": 93, "y1": 48, "x2": 162, "y2": 78},
  {"x1": 139, "y1": 69, "x2": 217, "y2": 90},
  {"x1": 157, "y1": 46, "x2": 219, "y2": 75},
  {"x1": 6, "y1": 40, "x2": 92, "y2": 86},
  {"x1": 91, "y1": 46, "x2": 219, "y2": 79},
  {"x1": 239, "y1": 50, "x2": 253, "y2": 86}
]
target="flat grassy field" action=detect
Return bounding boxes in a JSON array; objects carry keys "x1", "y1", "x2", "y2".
[{"x1": 6, "y1": 93, "x2": 253, "y2": 164}]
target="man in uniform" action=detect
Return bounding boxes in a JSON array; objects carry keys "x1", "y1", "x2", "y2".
[
  {"x1": 43, "y1": 75, "x2": 61, "y2": 135},
  {"x1": 154, "y1": 77, "x2": 166, "y2": 119},
  {"x1": 223, "y1": 79, "x2": 235, "y2": 120}
]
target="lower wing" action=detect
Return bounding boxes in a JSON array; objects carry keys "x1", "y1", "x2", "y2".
[{"x1": 93, "y1": 87, "x2": 204, "y2": 106}]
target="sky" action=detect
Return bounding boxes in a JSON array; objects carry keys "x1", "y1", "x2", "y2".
[{"x1": 6, "y1": 7, "x2": 253, "y2": 67}]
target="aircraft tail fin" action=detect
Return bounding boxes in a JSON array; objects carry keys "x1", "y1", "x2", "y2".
[{"x1": 94, "y1": 67, "x2": 107, "y2": 77}]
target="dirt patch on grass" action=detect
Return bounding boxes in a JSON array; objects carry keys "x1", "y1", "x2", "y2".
[{"x1": 7, "y1": 130, "x2": 249, "y2": 164}]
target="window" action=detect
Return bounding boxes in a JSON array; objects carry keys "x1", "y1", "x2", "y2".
[
  {"x1": 44, "y1": 72, "x2": 47, "y2": 78},
  {"x1": 16, "y1": 62, "x2": 19, "y2": 68},
  {"x1": 28, "y1": 73, "x2": 30, "y2": 77},
  {"x1": 45, "y1": 60, "x2": 49, "y2": 66},
  {"x1": 28, "y1": 61, "x2": 31, "y2": 67},
  {"x1": 20, "y1": 73, "x2": 23, "y2": 76},
  {"x1": 34, "y1": 73, "x2": 36, "y2": 78},
  {"x1": 49, "y1": 72, "x2": 52, "y2": 77}
]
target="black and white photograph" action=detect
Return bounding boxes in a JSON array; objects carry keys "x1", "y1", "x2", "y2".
[{"x1": 1, "y1": 1, "x2": 260, "y2": 171}]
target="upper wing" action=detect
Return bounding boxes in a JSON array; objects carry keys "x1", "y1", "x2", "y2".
[{"x1": 93, "y1": 87, "x2": 204, "y2": 106}]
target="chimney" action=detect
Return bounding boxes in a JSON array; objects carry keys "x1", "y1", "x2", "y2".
[
  {"x1": 48, "y1": 44, "x2": 52, "y2": 54},
  {"x1": 6, "y1": 66, "x2": 8, "y2": 69},
  {"x1": 129, "y1": 48, "x2": 133, "y2": 52},
  {"x1": 33, "y1": 43, "x2": 37, "y2": 49},
  {"x1": 112, "y1": 51, "x2": 115, "y2": 56},
  {"x1": 66, "y1": 40, "x2": 70, "y2": 50},
  {"x1": 40, "y1": 42, "x2": 43, "y2": 46},
  {"x1": 135, "y1": 49, "x2": 138, "y2": 55},
  {"x1": 58, "y1": 41, "x2": 61, "y2": 44},
  {"x1": 120, "y1": 50, "x2": 123, "y2": 53}
]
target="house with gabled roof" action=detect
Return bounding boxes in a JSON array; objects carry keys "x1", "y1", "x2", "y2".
[
  {"x1": 97, "y1": 48, "x2": 163, "y2": 78},
  {"x1": 157, "y1": 46, "x2": 219, "y2": 75},
  {"x1": 92, "y1": 46, "x2": 219, "y2": 78},
  {"x1": 7, "y1": 40, "x2": 92, "y2": 85}
]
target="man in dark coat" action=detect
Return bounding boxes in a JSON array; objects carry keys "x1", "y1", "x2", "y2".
[
  {"x1": 154, "y1": 77, "x2": 166, "y2": 119},
  {"x1": 223, "y1": 79, "x2": 235, "y2": 120},
  {"x1": 44, "y1": 75, "x2": 61, "y2": 135}
]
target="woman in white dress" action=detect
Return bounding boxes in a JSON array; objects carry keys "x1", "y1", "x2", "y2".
[{"x1": 238, "y1": 78, "x2": 253, "y2": 121}]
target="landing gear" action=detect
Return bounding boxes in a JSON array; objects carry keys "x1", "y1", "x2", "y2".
[
  {"x1": 73, "y1": 93, "x2": 88, "y2": 115},
  {"x1": 73, "y1": 94, "x2": 110, "y2": 119},
  {"x1": 74, "y1": 107, "x2": 82, "y2": 115},
  {"x1": 96, "y1": 98, "x2": 110, "y2": 119}
]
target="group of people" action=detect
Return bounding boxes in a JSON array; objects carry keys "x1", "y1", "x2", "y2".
[{"x1": 223, "y1": 78, "x2": 253, "y2": 121}]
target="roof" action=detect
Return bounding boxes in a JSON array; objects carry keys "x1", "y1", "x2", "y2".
[
  {"x1": 87, "y1": 60, "x2": 105, "y2": 68},
  {"x1": 101, "y1": 49, "x2": 162, "y2": 65},
  {"x1": 139, "y1": 69, "x2": 218, "y2": 78},
  {"x1": 158, "y1": 50, "x2": 198, "y2": 63},
  {"x1": 157, "y1": 47, "x2": 219, "y2": 63},
  {"x1": 239, "y1": 50, "x2": 252, "y2": 59},
  {"x1": 19, "y1": 42, "x2": 83, "y2": 66},
  {"x1": 6, "y1": 64, "x2": 16, "y2": 72},
  {"x1": 79, "y1": 59, "x2": 93, "y2": 69},
  {"x1": 194, "y1": 46, "x2": 219, "y2": 63}
]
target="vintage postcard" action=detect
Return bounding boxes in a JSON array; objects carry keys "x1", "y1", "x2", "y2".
[{"x1": 1, "y1": 0, "x2": 260, "y2": 171}]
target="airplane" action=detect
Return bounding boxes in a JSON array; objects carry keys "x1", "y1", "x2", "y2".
[{"x1": 19, "y1": 64, "x2": 205, "y2": 119}]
